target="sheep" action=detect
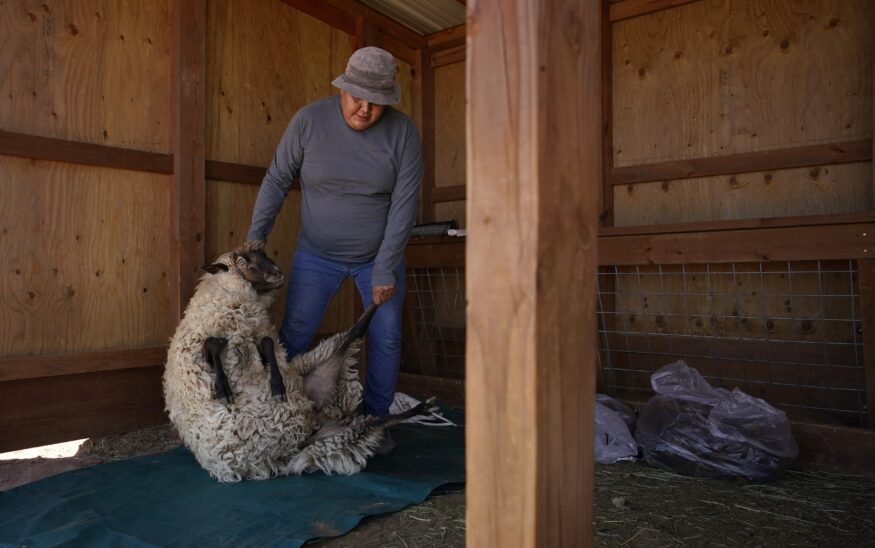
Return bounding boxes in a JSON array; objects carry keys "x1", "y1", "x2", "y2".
[{"x1": 163, "y1": 240, "x2": 435, "y2": 482}]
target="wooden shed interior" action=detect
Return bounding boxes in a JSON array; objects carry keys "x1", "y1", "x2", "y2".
[{"x1": 1, "y1": 0, "x2": 874, "y2": 544}]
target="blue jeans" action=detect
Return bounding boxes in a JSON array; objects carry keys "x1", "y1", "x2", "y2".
[{"x1": 280, "y1": 250, "x2": 405, "y2": 417}]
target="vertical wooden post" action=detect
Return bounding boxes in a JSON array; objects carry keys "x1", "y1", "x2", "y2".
[
  {"x1": 169, "y1": 0, "x2": 206, "y2": 328},
  {"x1": 864, "y1": 15, "x2": 875, "y2": 428},
  {"x1": 351, "y1": 17, "x2": 380, "y2": 50},
  {"x1": 414, "y1": 47, "x2": 436, "y2": 223},
  {"x1": 466, "y1": 0, "x2": 601, "y2": 546},
  {"x1": 601, "y1": 6, "x2": 614, "y2": 227}
]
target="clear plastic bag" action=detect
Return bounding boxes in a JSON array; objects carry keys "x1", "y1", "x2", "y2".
[
  {"x1": 634, "y1": 360, "x2": 798, "y2": 481},
  {"x1": 597, "y1": 393, "x2": 637, "y2": 434},
  {"x1": 595, "y1": 395, "x2": 638, "y2": 464}
]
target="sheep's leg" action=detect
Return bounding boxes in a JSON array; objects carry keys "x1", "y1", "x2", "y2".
[
  {"x1": 257, "y1": 337, "x2": 287, "y2": 402},
  {"x1": 204, "y1": 337, "x2": 233, "y2": 405}
]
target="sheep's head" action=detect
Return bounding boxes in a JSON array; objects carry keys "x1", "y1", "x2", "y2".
[{"x1": 203, "y1": 240, "x2": 285, "y2": 293}]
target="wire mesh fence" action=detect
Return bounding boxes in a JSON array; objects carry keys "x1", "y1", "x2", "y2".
[
  {"x1": 597, "y1": 260, "x2": 867, "y2": 427},
  {"x1": 401, "y1": 260, "x2": 868, "y2": 427},
  {"x1": 403, "y1": 267, "x2": 466, "y2": 380}
]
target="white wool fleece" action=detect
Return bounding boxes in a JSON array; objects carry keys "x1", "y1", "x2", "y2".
[{"x1": 164, "y1": 251, "x2": 389, "y2": 482}]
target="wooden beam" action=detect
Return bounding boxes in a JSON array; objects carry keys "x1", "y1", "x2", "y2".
[
  {"x1": 867, "y1": 5, "x2": 875, "y2": 429},
  {"x1": 170, "y1": 0, "x2": 207, "y2": 328},
  {"x1": 416, "y1": 47, "x2": 436, "y2": 223},
  {"x1": 467, "y1": 0, "x2": 600, "y2": 545},
  {"x1": 324, "y1": 0, "x2": 426, "y2": 49},
  {"x1": 426, "y1": 24, "x2": 465, "y2": 51},
  {"x1": 608, "y1": 0, "x2": 701, "y2": 22},
  {"x1": 611, "y1": 140, "x2": 872, "y2": 186},
  {"x1": 351, "y1": 15, "x2": 380, "y2": 50},
  {"x1": 600, "y1": 212, "x2": 875, "y2": 237},
  {"x1": 0, "y1": 367, "x2": 167, "y2": 453},
  {"x1": 0, "y1": 346, "x2": 167, "y2": 382},
  {"x1": 279, "y1": 0, "x2": 357, "y2": 35},
  {"x1": 205, "y1": 160, "x2": 265, "y2": 185},
  {"x1": 599, "y1": 222, "x2": 874, "y2": 265},
  {"x1": 601, "y1": 6, "x2": 615, "y2": 226},
  {"x1": 431, "y1": 184, "x2": 466, "y2": 203},
  {"x1": 432, "y1": 44, "x2": 466, "y2": 68},
  {"x1": 0, "y1": 130, "x2": 173, "y2": 173}
]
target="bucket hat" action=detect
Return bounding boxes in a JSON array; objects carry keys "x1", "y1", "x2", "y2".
[{"x1": 332, "y1": 47, "x2": 401, "y2": 105}]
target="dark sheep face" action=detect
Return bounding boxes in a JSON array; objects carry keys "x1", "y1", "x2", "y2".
[{"x1": 233, "y1": 248, "x2": 285, "y2": 293}]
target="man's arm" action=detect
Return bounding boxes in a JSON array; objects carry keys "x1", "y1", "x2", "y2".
[
  {"x1": 247, "y1": 116, "x2": 305, "y2": 243},
  {"x1": 371, "y1": 121, "x2": 424, "y2": 303}
]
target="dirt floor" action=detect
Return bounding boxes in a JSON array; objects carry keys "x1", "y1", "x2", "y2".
[{"x1": 2, "y1": 425, "x2": 874, "y2": 547}]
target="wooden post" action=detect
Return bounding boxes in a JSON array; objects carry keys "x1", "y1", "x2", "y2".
[
  {"x1": 414, "y1": 47, "x2": 436, "y2": 223},
  {"x1": 466, "y1": 0, "x2": 601, "y2": 546},
  {"x1": 169, "y1": 0, "x2": 206, "y2": 328},
  {"x1": 351, "y1": 16, "x2": 380, "y2": 50},
  {"x1": 865, "y1": 13, "x2": 875, "y2": 429}
]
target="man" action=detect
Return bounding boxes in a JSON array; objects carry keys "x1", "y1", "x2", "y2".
[{"x1": 247, "y1": 47, "x2": 423, "y2": 455}]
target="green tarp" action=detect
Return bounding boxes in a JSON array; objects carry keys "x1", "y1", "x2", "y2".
[{"x1": 0, "y1": 417, "x2": 464, "y2": 547}]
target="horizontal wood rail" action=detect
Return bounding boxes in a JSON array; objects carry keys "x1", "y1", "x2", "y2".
[
  {"x1": 600, "y1": 221, "x2": 874, "y2": 265},
  {"x1": 608, "y1": 0, "x2": 701, "y2": 22},
  {"x1": 425, "y1": 24, "x2": 465, "y2": 51},
  {"x1": 279, "y1": 0, "x2": 356, "y2": 34},
  {"x1": 601, "y1": 212, "x2": 875, "y2": 237},
  {"x1": 431, "y1": 184, "x2": 466, "y2": 202},
  {"x1": 205, "y1": 159, "x2": 266, "y2": 184},
  {"x1": 0, "y1": 346, "x2": 168, "y2": 382},
  {"x1": 612, "y1": 140, "x2": 872, "y2": 186},
  {"x1": 0, "y1": 130, "x2": 173, "y2": 174},
  {"x1": 432, "y1": 45, "x2": 465, "y2": 68},
  {"x1": 407, "y1": 217, "x2": 874, "y2": 267}
]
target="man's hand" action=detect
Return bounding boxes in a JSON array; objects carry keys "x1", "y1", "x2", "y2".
[{"x1": 372, "y1": 284, "x2": 396, "y2": 305}]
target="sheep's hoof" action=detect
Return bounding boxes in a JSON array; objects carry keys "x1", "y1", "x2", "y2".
[
  {"x1": 271, "y1": 383, "x2": 287, "y2": 402},
  {"x1": 216, "y1": 386, "x2": 234, "y2": 406}
]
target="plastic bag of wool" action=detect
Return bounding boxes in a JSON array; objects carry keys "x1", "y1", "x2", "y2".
[{"x1": 634, "y1": 360, "x2": 799, "y2": 481}]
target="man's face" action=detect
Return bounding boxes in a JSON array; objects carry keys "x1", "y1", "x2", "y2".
[{"x1": 340, "y1": 90, "x2": 386, "y2": 131}]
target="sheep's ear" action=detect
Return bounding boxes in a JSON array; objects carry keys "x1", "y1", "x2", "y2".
[{"x1": 202, "y1": 263, "x2": 229, "y2": 274}]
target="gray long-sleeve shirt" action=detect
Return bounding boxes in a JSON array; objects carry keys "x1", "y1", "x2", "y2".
[{"x1": 247, "y1": 95, "x2": 423, "y2": 286}]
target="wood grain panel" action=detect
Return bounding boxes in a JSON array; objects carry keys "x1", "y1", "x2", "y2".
[
  {"x1": 0, "y1": 367, "x2": 167, "y2": 453},
  {"x1": 0, "y1": 157, "x2": 171, "y2": 356},
  {"x1": 612, "y1": 0, "x2": 873, "y2": 167},
  {"x1": 434, "y1": 62, "x2": 466, "y2": 189},
  {"x1": 467, "y1": 0, "x2": 600, "y2": 545},
  {"x1": 0, "y1": 0, "x2": 171, "y2": 151},
  {"x1": 206, "y1": 0, "x2": 352, "y2": 166},
  {"x1": 614, "y1": 162, "x2": 873, "y2": 226}
]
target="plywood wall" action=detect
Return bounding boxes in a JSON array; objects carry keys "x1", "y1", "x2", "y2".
[
  {"x1": 612, "y1": 0, "x2": 873, "y2": 225},
  {"x1": 0, "y1": 158, "x2": 171, "y2": 356},
  {"x1": 434, "y1": 62, "x2": 466, "y2": 188},
  {"x1": 615, "y1": 162, "x2": 873, "y2": 225},
  {"x1": 0, "y1": 0, "x2": 173, "y2": 359},
  {"x1": 0, "y1": 0, "x2": 171, "y2": 152}
]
